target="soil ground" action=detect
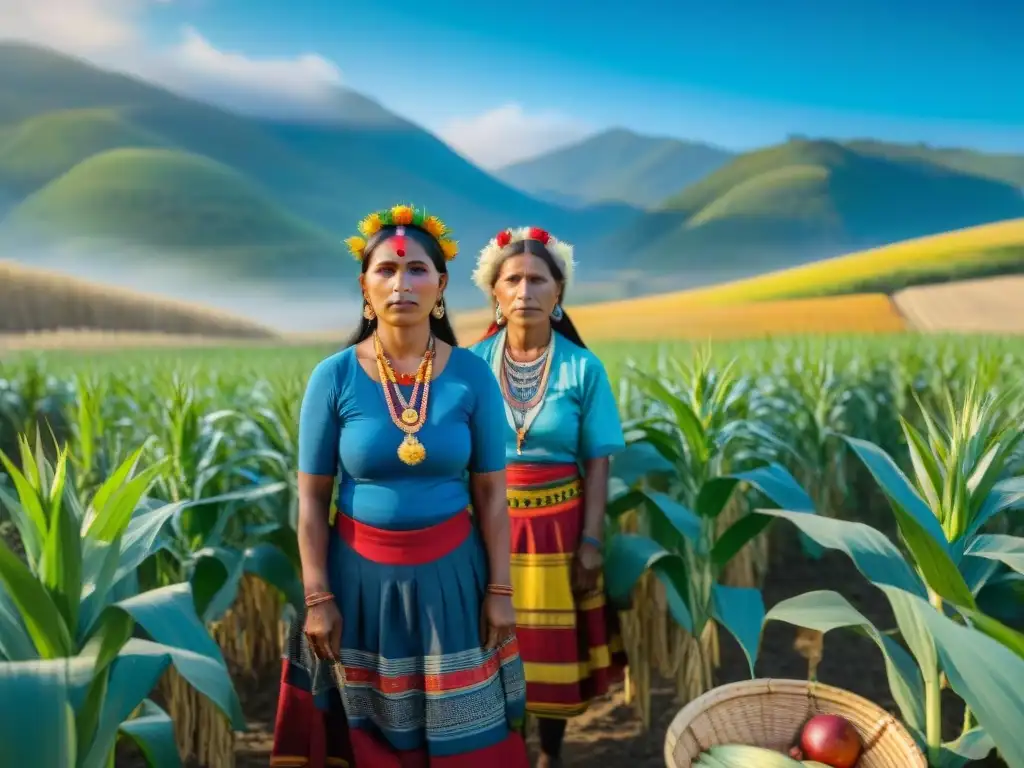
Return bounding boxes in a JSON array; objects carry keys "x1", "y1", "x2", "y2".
[{"x1": 112, "y1": 526, "x2": 1007, "y2": 767}]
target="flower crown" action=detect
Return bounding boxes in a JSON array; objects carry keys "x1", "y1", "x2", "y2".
[
  {"x1": 472, "y1": 226, "x2": 575, "y2": 295},
  {"x1": 344, "y1": 204, "x2": 458, "y2": 262}
]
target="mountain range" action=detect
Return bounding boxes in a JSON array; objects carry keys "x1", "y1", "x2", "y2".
[{"x1": 1, "y1": 41, "x2": 1023, "y2": 325}]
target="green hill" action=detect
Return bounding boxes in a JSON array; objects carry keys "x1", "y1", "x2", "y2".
[
  {"x1": 0, "y1": 42, "x2": 634, "y2": 307},
  {"x1": 496, "y1": 128, "x2": 734, "y2": 209},
  {"x1": 1, "y1": 148, "x2": 349, "y2": 284},
  {"x1": 0, "y1": 108, "x2": 171, "y2": 201},
  {"x1": 844, "y1": 139, "x2": 1024, "y2": 188},
  {"x1": 592, "y1": 139, "x2": 1024, "y2": 285}
]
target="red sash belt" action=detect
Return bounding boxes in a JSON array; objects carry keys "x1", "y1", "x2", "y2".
[
  {"x1": 506, "y1": 462, "x2": 578, "y2": 486},
  {"x1": 335, "y1": 508, "x2": 472, "y2": 566}
]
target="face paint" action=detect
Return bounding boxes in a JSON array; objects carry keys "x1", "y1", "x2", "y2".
[{"x1": 392, "y1": 225, "x2": 406, "y2": 258}]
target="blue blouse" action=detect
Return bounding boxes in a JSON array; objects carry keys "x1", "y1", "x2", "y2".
[
  {"x1": 468, "y1": 330, "x2": 625, "y2": 467},
  {"x1": 297, "y1": 345, "x2": 508, "y2": 530}
]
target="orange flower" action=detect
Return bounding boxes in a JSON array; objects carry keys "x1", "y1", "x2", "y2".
[
  {"x1": 358, "y1": 213, "x2": 383, "y2": 237},
  {"x1": 391, "y1": 205, "x2": 414, "y2": 225},
  {"x1": 344, "y1": 236, "x2": 367, "y2": 260},
  {"x1": 423, "y1": 215, "x2": 447, "y2": 238},
  {"x1": 439, "y1": 239, "x2": 459, "y2": 261}
]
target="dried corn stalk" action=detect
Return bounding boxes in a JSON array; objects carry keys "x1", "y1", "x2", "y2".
[
  {"x1": 211, "y1": 574, "x2": 287, "y2": 676},
  {"x1": 159, "y1": 666, "x2": 235, "y2": 768}
]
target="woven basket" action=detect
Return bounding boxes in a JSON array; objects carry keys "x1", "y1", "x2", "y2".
[{"x1": 664, "y1": 679, "x2": 925, "y2": 767}]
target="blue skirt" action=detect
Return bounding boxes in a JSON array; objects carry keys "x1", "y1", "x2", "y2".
[{"x1": 289, "y1": 508, "x2": 528, "y2": 766}]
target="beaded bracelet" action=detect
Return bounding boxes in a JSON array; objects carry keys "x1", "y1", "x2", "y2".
[
  {"x1": 486, "y1": 584, "x2": 514, "y2": 597},
  {"x1": 580, "y1": 535, "x2": 603, "y2": 550}
]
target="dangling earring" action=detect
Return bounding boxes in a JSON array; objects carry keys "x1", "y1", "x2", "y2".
[
  {"x1": 363, "y1": 299, "x2": 376, "y2": 320},
  {"x1": 432, "y1": 297, "x2": 446, "y2": 319},
  {"x1": 495, "y1": 304, "x2": 506, "y2": 326},
  {"x1": 550, "y1": 304, "x2": 564, "y2": 321}
]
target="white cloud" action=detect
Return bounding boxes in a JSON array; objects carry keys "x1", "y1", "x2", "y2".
[
  {"x1": 0, "y1": 0, "x2": 142, "y2": 54},
  {"x1": 1, "y1": 0, "x2": 346, "y2": 119},
  {"x1": 439, "y1": 103, "x2": 592, "y2": 169},
  {"x1": 149, "y1": 27, "x2": 345, "y2": 118}
]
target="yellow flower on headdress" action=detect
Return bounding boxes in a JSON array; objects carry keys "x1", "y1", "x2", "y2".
[
  {"x1": 439, "y1": 239, "x2": 459, "y2": 261},
  {"x1": 391, "y1": 205, "x2": 414, "y2": 225},
  {"x1": 423, "y1": 216, "x2": 447, "y2": 239},
  {"x1": 344, "y1": 236, "x2": 366, "y2": 260},
  {"x1": 358, "y1": 213, "x2": 383, "y2": 238}
]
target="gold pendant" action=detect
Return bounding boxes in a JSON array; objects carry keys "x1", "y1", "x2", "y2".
[
  {"x1": 516, "y1": 428, "x2": 525, "y2": 455},
  {"x1": 401, "y1": 407, "x2": 419, "y2": 425},
  {"x1": 397, "y1": 433, "x2": 426, "y2": 465}
]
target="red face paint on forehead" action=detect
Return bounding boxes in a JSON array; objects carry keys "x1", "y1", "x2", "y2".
[{"x1": 389, "y1": 225, "x2": 406, "y2": 258}]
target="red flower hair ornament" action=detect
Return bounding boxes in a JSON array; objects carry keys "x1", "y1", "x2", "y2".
[{"x1": 472, "y1": 226, "x2": 576, "y2": 295}]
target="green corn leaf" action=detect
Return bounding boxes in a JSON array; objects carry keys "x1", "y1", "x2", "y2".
[
  {"x1": 109, "y1": 584, "x2": 244, "y2": 729},
  {"x1": 764, "y1": 589, "x2": 925, "y2": 733},
  {"x1": 78, "y1": 537, "x2": 125, "y2": 645},
  {"x1": 79, "y1": 644, "x2": 174, "y2": 768},
  {"x1": 38, "y1": 458, "x2": 83, "y2": 640},
  {"x1": 752, "y1": 508, "x2": 927, "y2": 596},
  {"x1": 709, "y1": 463, "x2": 817, "y2": 567},
  {"x1": 117, "y1": 701, "x2": 182, "y2": 768},
  {"x1": 963, "y1": 534, "x2": 1024, "y2": 576},
  {"x1": 964, "y1": 477, "x2": 1024, "y2": 541},
  {"x1": 606, "y1": 487, "x2": 646, "y2": 520},
  {"x1": 86, "y1": 461, "x2": 167, "y2": 543},
  {"x1": 605, "y1": 534, "x2": 693, "y2": 632},
  {"x1": 0, "y1": 452, "x2": 47, "y2": 564},
  {"x1": 631, "y1": 371, "x2": 709, "y2": 462},
  {"x1": 190, "y1": 546, "x2": 244, "y2": 624},
  {"x1": 609, "y1": 440, "x2": 675, "y2": 486},
  {"x1": 642, "y1": 491, "x2": 702, "y2": 546},
  {"x1": 878, "y1": 583, "x2": 1024, "y2": 767},
  {"x1": 243, "y1": 543, "x2": 304, "y2": 612},
  {"x1": 958, "y1": 606, "x2": 1024, "y2": 660},
  {"x1": 842, "y1": 436, "x2": 976, "y2": 609},
  {"x1": 86, "y1": 447, "x2": 146, "y2": 527},
  {"x1": 900, "y1": 417, "x2": 943, "y2": 512},
  {"x1": 0, "y1": 656, "x2": 91, "y2": 767},
  {"x1": 0, "y1": 585, "x2": 35, "y2": 661},
  {"x1": 937, "y1": 728, "x2": 995, "y2": 768},
  {"x1": 0, "y1": 537, "x2": 73, "y2": 658},
  {"x1": 710, "y1": 584, "x2": 763, "y2": 676}
]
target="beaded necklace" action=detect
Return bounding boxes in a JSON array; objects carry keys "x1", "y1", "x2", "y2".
[
  {"x1": 373, "y1": 332, "x2": 434, "y2": 465},
  {"x1": 492, "y1": 329, "x2": 556, "y2": 454}
]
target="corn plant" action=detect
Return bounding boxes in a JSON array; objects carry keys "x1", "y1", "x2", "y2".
[
  {"x1": 753, "y1": 380, "x2": 1024, "y2": 766},
  {"x1": 603, "y1": 353, "x2": 818, "y2": 722},
  {"x1": 0, "y1": 434, "x2": 246, "y2": 768}
]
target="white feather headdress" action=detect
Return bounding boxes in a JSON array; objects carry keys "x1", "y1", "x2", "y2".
[{"x1": 471, "y1": 226, "x2": 576, "y2": 295}]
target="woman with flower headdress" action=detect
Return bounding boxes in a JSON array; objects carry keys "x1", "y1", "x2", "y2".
[
  {"x1": 270, "y1": 204, "x2": 529, "y2": 768},
  {"x1": 468, "y1": 227, "x2": 628, "y2": 767}
]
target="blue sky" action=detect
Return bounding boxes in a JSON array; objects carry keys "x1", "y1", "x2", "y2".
[{"x1": 16, "y1": 0, "x2": 1024, "y2": 167}]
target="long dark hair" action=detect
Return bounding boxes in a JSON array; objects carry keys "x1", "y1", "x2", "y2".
[
  {"x1": 480, "y1": 237, "x2": 587, "y2": 349},
  {"x1": 344, "y1": 225, "x2": 460, "y2": 348}
]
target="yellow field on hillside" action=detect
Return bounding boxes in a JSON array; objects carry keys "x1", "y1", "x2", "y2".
[
  {"x1": 567, "y1": 217, "x2": 1024, "y2": 318},
  {"x1": 451, "y1": 293, "x2": 906, "y2": 342}
]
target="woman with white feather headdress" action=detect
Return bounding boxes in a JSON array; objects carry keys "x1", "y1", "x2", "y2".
[{"x1": 468, "y1": 226, "x2": 628, "y2": 768}]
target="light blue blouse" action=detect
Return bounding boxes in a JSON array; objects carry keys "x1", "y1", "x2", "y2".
[
  {"x1": 468, "y1": 329, "x2": 625, "y2": 467},
  {"x1": 297, "y1": 345, "x2": 508, "y2": 530}
]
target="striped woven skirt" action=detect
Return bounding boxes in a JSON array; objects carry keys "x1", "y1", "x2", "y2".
[
  {"x1": 507, "y1": 462, "x2": 628, "y2": 718},
  {"x1": 271, "y1": 508, "x2": 529, "y2": 767}
]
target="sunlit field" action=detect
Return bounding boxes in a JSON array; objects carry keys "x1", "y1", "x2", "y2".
[{"x1": 2, "y1": 331, "x2": 1022, "y2": 767}]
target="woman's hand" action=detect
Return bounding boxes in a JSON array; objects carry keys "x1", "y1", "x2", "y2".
[
  {"x1": 304, "y1": 600, "x2": 343, "y2": 662},
  {"x1": 572, "y1": 539, "x2": 603, "y2": 596},
  {"x1": 481, "y1": 593, "x2": 516, "y2": 650}
]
